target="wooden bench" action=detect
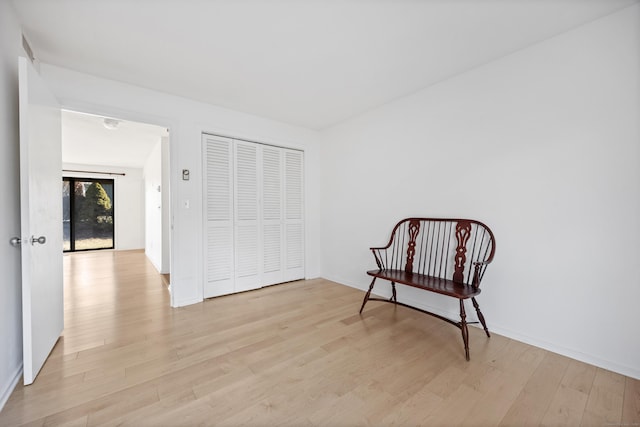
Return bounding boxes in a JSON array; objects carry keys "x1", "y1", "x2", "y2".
[{"x1": 359, "y1": 218, "x2": 496, "y2": 360}]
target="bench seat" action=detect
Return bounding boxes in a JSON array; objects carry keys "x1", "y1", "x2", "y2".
[{"x1": 366, "y1": 269, "x2": 481, "y2": 299}]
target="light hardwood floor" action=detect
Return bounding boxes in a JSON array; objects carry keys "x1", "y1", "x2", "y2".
[{"x1": 1, "y1": 249, "x2": 639, "y2": 426}]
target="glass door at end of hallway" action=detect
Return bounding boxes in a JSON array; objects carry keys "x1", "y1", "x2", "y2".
[{"x1": 63, "y1": 178, "x2": 115, "y2": 252}]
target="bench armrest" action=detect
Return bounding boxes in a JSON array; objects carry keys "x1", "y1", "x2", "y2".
[
  {"x1": 370, "y1": 246, "x2": 389, "y2": 270},
  {"x1": 471, "y1": 260, "x2": 493, "y2": 287}
]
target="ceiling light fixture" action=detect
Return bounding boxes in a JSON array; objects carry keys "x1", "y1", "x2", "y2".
[{"x1": 103, "y1": 118, "x2": 120, "y2": 130}]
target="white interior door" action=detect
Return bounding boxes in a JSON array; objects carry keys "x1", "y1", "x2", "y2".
[
  {"x1": 203, "y1": 134, "x2": 234, "y2": 298},
  {"x1": 18, "y1": 57, "x2": 63, "y2": 385},
  {"x1": 234, "y1": 140, "x2": 260, "y2": 292},
  {"x1": 261, "y1": 146, "x2": 284, "y2": 286},
  {"x1": 284, "y1": 149, "x2": 305, "y2": 281}
]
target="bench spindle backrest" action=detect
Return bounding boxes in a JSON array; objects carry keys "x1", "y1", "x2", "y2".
[{"x1": 375, "y1": 218, "x2": 495, "y2": 287}]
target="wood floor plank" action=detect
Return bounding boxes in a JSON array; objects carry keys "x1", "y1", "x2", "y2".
[
  {"x1": 498, "y1": 351, "x2": 571, "y2": 426},
  {"x1": 460, "y1": 368, "x2": 524, "y2": 426},
  {"x1": 580, "y1": 368, "x2": 626, "y2": 426},
  {"x1": 622, "y1": 377, "x2": 640, "y2": 424},
  {"x1": 1, "y1": 250, "x2": 639, "y2": 426},
  {"x1": 540, "y1": 383, "x2": 589, "y2": 427},
  {"x1": 423, "y1": 383, "x2": 484, "y2": 425},
  {"x1": 378, "y1": 382, "x2": 444, "y2": 425},
  {"x1": 563, "y1": 359, "x2": 597, "y2": 395}
]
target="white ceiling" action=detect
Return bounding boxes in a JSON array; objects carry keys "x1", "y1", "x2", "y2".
[
  {"x1": 62, "y1": 110, "x2": 168, "y2": 168},
  {"x1": 13, "y1": 0, "x2": 639, "y2": 130}
]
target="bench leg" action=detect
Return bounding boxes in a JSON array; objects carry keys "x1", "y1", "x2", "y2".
[
  {"x1": 390, "y1": 281, "x2": 397, "y2": 303},
  {"x1": 460, "y1": 299, "x2": 470, "y2": 361},
  {"x1": 359, "y1": 277, "x2": 377, "y2": 314},
  {"x1": 472, "y1": 297, "x2": 490, "y2": 337}
]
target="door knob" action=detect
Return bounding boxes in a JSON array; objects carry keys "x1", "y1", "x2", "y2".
[
  {"x1": 9, "y1": 237, "x2": 21, "y2": 247},
  {"x1": 31, "y1": 235, "x2": 46, "y2": 245}
]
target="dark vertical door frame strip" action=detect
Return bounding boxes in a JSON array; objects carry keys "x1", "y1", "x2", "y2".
[{"x1": 69, "y1": 178, "x2": 75, "y2": 251}]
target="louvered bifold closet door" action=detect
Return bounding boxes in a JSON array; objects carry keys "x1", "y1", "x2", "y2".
[
  {"x1": 203, "y1": 135, "x2": 234, "y2": 298},
  {"x1": 261, "y1": 146, "x2": 284, "y2": 286},
  {"x1": 284, "y1": 149, "x2": 305, "y2": 281},
  {"x1": 234, "y1": 140, "x2": 261, "y2": 292}
]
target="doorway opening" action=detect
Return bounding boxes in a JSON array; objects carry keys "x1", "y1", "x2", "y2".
[
  {"x1": 61, "y1": 110, "x2": 171, "y2": 281},
  {"x1": 63, "y1": 177, "x2": 115, "y2": 251}
]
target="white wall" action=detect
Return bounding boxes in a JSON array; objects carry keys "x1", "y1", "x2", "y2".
[
  {"x1": 0, "y1": 0, "x2": 25, "y2": 409},
  {"x1": 41, "y1": 65, "x2": 322, "y2": 307},
  {"x1": 320, "y1": 5, "x2": 640, "y2": 379},
  {"x1": 63, "y1": 163, "x2": 145, "y2": 250},
  {"x1": 143, "y1": 140, "x2": 164, "y2": 272}
]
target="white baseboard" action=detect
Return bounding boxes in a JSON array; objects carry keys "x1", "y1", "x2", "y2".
[
  {"x1": 487, "y1": 325, "x2": 640, "y2": 380},
  {"x1": 323, "y1": 275, "x2": 640, "y2": 380},
  {"x1": 0, "y1": 364, "x2": 23, "y2": 412}
]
